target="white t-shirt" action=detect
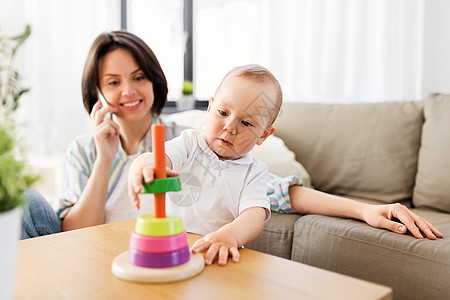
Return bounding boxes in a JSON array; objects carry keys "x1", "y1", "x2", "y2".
[
  {"x1": 104, "y1": 154, "x2": 154, "y2": 223},
  {"x1": 164, "y1": 129, "x2": 270, "y2": 236},
  {"x1": 103, "y1": 129, "x2": 270, "y2": 235}
]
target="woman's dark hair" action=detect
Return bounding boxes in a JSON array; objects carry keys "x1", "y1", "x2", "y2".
[{"x1": 81, "y1": 30, "x2": 168, "y2": 115}]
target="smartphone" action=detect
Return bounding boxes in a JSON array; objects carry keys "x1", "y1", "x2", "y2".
[{"x1": 97, "y1": 88, "x2": 113, "y2": 120}]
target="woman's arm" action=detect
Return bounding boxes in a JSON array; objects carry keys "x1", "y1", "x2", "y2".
[
  {"x1": 288, "y1": 185, "x2": 443, "y2": 239},
  {"x1": 62, "y1": 158, "x2": 114, "y2": 230},
  {"x1": 62, "y1": 101, "x2": 119, "y2": 230}
]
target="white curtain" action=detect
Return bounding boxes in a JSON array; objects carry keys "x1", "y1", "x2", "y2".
[
  {"x1": 1, "y1": 0, "x2": 429, "y2": 157},
  {"x1": 195, "y1": 0, "x2": 424, "y2": 103},
  {"x1": 1, "y1": 0, "x2": 120, "y2": 156},
  {"x1": 130, "y1": 0, "x2": 185, "y2": 101}
]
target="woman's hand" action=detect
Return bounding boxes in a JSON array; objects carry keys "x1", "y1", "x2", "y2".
[
  {"x1": 362, "y1": 203, "x2": 443, "y2": 240},
  {"x1": 90, "y1": 100, "x2": 119, "y2": 162},
  {"x1": 191, "y1": 229, "x2": 240, "y2": 266}
]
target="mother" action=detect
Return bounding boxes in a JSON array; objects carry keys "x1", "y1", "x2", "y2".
[{"x1": 21, "y1": 30, "x2": 442, "y2": 240}]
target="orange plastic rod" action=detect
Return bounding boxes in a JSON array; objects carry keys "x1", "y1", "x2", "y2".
[{"x1": 152, "y1": 124, "x2": 166, "y2": 218}]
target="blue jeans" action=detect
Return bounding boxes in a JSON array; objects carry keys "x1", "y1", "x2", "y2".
[{"x1": 21, "y1": 189, "x2": 61, "y2": 239}]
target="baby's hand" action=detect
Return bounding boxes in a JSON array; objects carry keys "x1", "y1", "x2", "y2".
[
  {"x1": 128, "y1": 153, "x2": 177, "y2": 210},
  {"x1": 128, "y1": 153, "x2": 155, "y2": 210},
  {"x1": 191, "y1": 229, "x2": 240, "y2": 266},
  {"x1": 362, "y1": 203, "x2": 443, "y2": 240}
]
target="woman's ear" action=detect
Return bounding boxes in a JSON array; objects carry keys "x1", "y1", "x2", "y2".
[
  {"x1": 256, "y1": 125, "x2": 275, "y2": 146},
  {"x1": 207, "y1": 96, "x2": 214, "y2": 111}
]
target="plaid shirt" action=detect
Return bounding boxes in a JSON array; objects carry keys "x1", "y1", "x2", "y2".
[
  {"x1": 55, "y1": 117, "x2": 302, "y2": 221},
  {"x1": 267, "y1": 173, "x2": 303, "y2": 213}
]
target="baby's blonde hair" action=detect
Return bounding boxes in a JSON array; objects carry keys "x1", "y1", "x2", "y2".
[{"x1": 215, "y1": 64, "x2": 283, "y2": 125}]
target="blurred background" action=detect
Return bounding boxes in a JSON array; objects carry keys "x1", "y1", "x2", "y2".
[{"x1": 1, "y1": 0, "x2": 450, "y2": 198}]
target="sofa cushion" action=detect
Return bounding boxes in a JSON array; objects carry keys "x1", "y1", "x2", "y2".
[
  {"x1": 413, "y1": 94, "x2": 450, "y2": 212},
  {"x1": 274, "y1": 101, "x2": 424, "y2": 204},
  {"x1": 244, "y1": 212, "x2": 302, "y2": 259},
  {"x1": 164, "y1": 110, "x2": 312, "y2": 187},
  {"x1": 291, "y1": 212, "x2": 450, "y2": 300},
  {"x1": 250, "y1": 135, "x2": 312, "y2": 187}
]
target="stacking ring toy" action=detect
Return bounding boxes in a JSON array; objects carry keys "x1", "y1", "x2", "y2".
[
  {"x1": 142, "y1": 177, "x2": 181, "y2": 194},
  {"x1": 129, "y1": 230, "x2": 188, "y2": 253},
  {"x1": 128, "y1": 246, "x2": 191, "y2": 268},
  {"x1": 112, "y1": 124, "x2": 204, "y2": 283},
  {"x1": 134, "y1": 213, "x2": 184, "y2": 237}
]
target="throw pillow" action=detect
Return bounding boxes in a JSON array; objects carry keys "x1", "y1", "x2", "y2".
[
  {"x1": 274, "y1": 101, "x2": 424, "y2": 203},
  {"x1": 413, "y1": 94, "x2": 450, "y2": 212}
]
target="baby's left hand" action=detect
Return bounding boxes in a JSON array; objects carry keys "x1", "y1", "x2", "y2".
[
  {"x1": 362, "y1": 203, "x2": 443, "y2": 239},
  {"x1": 191, "y1": 229, "x2": 240, "y2": 266}
]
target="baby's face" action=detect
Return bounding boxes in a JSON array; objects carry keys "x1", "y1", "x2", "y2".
[{"x1": 205, "y1": 76, "x2": 277, "y2": 160}]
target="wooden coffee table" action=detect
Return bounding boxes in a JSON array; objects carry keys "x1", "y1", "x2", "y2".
[{"x1": 14, "y1": 219, "x2": 392, "y2": 299}]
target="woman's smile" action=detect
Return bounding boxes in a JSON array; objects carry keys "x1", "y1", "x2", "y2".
[{"x1": 120, "y1": 99, "x2": 143, "y2": 111}]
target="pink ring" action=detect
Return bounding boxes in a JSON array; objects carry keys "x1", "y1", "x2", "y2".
[{"x1": 129, "y1": 230, "x2": 188, "y2": 253}]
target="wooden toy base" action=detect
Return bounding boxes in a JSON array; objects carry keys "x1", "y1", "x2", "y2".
[{"x1": 111, "y1": 251, "x2": 205, "y2": 283}]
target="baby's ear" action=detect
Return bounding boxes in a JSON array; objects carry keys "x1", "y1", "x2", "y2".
[
  {"x1": 256, "y1": 125, "x2": 275, "y2": 146},
  {"x1": 207, "y1": 96, "x2": 214, "y2": 111}
]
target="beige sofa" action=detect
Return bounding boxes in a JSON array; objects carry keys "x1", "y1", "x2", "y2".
[
  {"x1": 165, "y1": 94, "x2": 450, "y2": 300},
  {"x1": 245, "y1": 94, "x2": 450, "y2": 300}
]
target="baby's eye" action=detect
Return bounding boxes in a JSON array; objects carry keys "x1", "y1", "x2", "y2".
[
  {"x1": 241, "y1": 120, "x2": 253, "y2": 127},
  {"x1": 218, "y1": 110, "x2": 228, "y2": 116}
]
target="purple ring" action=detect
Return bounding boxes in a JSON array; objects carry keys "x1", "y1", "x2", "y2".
[{"x1": 128, "y1": 246, "x2": 191, "y2": 268}]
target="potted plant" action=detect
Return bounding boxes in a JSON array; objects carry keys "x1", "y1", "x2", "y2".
[
  {"x1": 0, "y1": 24, "x2": 37, "y2": 300},
  {"x1": 176, "y1": 80, "x2": 195, "y2": 111}
]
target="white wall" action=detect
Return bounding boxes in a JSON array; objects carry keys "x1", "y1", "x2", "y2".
[
  {"x1": 3, "y1": 0, "x2": 450, "y2": 200},
  {"x1": 0, "y1": 0, "x2": 26, "y2": 34},
  {"x1": 2, "y1": 0, "x2": 121, "y2": 156},
  {"x1": 1, "y1": 0, "x2": 120, "y2": 201},
  {"x1": 422, "y1": 0, "x2": 450, "y2": 97}
]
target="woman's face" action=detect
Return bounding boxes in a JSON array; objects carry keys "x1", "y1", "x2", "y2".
[{"x1": 98, "y1": 48, "x2": 154, "y2": 123}]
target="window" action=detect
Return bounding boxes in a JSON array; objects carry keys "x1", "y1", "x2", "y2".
[
  {"x1": 130, "y1": 0, "x2": 424, "y2": 103},
  {"x1": 2, "y1": 0, "x2": 430, "y2": 158},
  {"x1": 129, "y1": 0, "x2": 185, "y2": 100}
]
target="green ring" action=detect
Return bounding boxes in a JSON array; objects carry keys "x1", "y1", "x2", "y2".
[
  {"x1": 141, "y1": 177, "x2": 182, "y2": 194},
  {"x1": 135, "y1": 213, "x2": 184, "y2": 237}
]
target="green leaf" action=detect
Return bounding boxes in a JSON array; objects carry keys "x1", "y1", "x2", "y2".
[
  {"x1": 11, "y1": 25, "x2": 31, "y2": 56},
  {"x1": 0, "y1": 122, "x2": 39, "y2": 212},
  {"x1": 0, "y1": 125, "x2": 13, "y2": 154},
  {"x1": 0, "y1": 24, "x2": 31, "y2": 116}
]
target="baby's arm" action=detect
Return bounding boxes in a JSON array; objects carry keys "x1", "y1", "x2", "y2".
[
  {"x1": 288, "y1": 185, "x2": 443, "y2": 239},
  {"x1": 127, "y1": 152, "x2": 175, "y2": 209},
  {"x1": 191, "y1": 207, "x2": 266, "y2": 266}
]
